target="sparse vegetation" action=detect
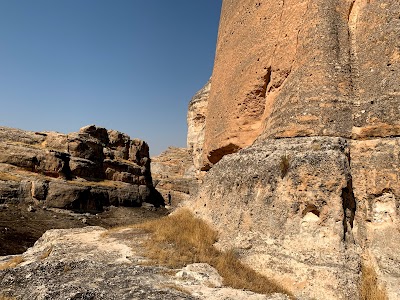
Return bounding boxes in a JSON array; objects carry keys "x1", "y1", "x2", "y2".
[
  {"x1": 0, "y1": 172, "x2": 20, "y2": 182},
  {"x1": 0, "y1": 256, "x2": 24, "y2": 271},
  {"x1": 280, "y1": 154, "x2": 291, "y2": 178},
  {"x1": 360, "y1": 264, "x2": 388, "y2": 300},
  {"x1": 40, "y1": 246, "x2": 53, "y2": 260},
  {"x1": 136, "y1": 209, "x2": 293, "y2": 297},
  {"x1": 0, "y1": 295, "x2": 17, "y2": 300}
]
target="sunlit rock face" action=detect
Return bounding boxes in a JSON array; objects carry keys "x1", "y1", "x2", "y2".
[
  {"x1": 0, "y1": 125, "x2": 160, "y2": 210},
  {"x1": 203, "y1": 0, "x2": 400, "y2": 168},
  {"x1": 187, "y1": 0, "x2": 400, "y2": 299},
  {"x1": 187, "y1": 79, "x2": 210, "y2": 172}
]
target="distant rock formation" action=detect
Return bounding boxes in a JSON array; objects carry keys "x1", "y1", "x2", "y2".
[
  {"x1": 0, "y1": 125, "x2": 163, "y2": 210},
  {"x1": 186, "y1": 0, "x2": 400, "y2": 299},
  {"x1": 187, "y1": 79, "x2": 210, "y2": 172},
  {"x1": 151, "y1": 147, "x2": 198, "y2": 205}
]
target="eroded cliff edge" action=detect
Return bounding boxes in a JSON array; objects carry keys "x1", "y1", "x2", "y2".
[{"x1": 186, "y1": 0, "x2": 400, "y2": 299}]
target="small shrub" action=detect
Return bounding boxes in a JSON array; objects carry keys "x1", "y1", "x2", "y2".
[
  {"x1": 360, "y1": 264, "x2": 388, "y2": 300},
  {"x1": 280, "y1": 154, "x2": 291, "y2": 178},
  {"x1": 0, "y1": 256, "x2": 24, "y2": 271}
]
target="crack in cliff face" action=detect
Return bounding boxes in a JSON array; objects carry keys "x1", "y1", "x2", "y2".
[{"x1": 341, "y1": 149, "x2": 356, "y2": 243}]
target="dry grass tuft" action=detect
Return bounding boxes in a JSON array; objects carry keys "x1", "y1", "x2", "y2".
[
  {"x1": 279, "y1": 154, "x2": 291, "y2": 178},
  {"x1": 360, "y1": 264, "x2": 388, "y2": 300},
  {"x1": 0, "y1": 256, "x2": 24, "y2": 271},
  {"x1": 0, "y1": 172, "x2": 20, "y2": 182},
  {"x1": 160, "y1": 284, "x2": 192, "y2": 295},
  {"x1": 0, "y1": 295, "x2": 17, "y2": 300},
  {"x1": 40, "y1": 246, "x2": 53, "y2": 260},
  {"x1": 137, "y1": 209, "x2": 293, "y2": 297}
]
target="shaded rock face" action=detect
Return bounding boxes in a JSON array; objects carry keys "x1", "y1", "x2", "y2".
[
  {"x1": 0, "y1": 125, "x2": 159, "y2": 210},
  {"x1": 151, "y1": 147, "x2": 198, "y2": 205},
  {"x1": 203, "y1": 0, "x2": 400, "y2": 167},
  {"x1": 187, "y1": 79, "x2": 210, "y2": 172}
]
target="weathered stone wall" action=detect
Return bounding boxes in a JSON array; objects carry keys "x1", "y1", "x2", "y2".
[
  {"x1": 203, "y1": 0, "x2": 400, "y2": 167},
  {"x1": 188, "y1": 0, "x2": 400, "y2": 299}
]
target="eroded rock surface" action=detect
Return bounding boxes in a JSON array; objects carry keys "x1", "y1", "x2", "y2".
[
  {"x1": 0, "y1": 125, "x2": 161, "y2": 210},
  {"x1": 185, "y1": 1, "x2": 400, "y2": 299},
  {"x1": 203, "y1": 0, "x2": 400, "y2": 167},
  {"x1": 0, "y1": 226, "x2": 290, "y2": 300}
]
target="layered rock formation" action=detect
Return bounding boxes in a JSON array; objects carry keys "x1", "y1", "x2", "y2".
[
  {"x1": 187, "y1": 79, "x2": 210, "y2": 172},
  {"x1": 186, "y1": 0, "x2": 400, "y2": 299},
  {"x1": 0, "y1": 125, "x2": 162, "y2": 210},
  {"x1": 151, "y1": 147, "x2": 198, "y2": 205}
]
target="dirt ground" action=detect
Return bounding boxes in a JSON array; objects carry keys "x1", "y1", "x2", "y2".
[{"x1": 0, "y1": 203, "x2": 170, "y2": 256}]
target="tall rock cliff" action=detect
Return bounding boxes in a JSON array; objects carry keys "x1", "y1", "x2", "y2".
[
  {"x1": 203, "y1": 0, "x2": 400, "y2": 166},
  {"x1": 187, "y1": 1, "x2": 400, "y2": 299},
  {"x1": 187, "y1": 79, "x2": 211, "y2": 172}
]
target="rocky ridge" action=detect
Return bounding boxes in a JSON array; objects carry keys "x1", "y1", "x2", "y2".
[{"x1": 0, "y1": 125, "x2": 163, "y2": 211}]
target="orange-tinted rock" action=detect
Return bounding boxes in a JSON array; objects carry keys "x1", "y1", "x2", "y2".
[{"x1": 203, "y1": 0, "x2": 400, "y2": 167}]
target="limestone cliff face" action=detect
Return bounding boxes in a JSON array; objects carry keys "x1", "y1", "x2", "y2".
[
  {"x1": 187, "y1": 79, "x2": 210, "y2": 172},
  {"x1": 0, "y1": 125, "x2": 162, "y2": 210},
  {"x1": 203, "y1": 0, "x2": 400, "y2": 166},
  {"x1": 187, "y1": 0, "x2": 400, "y2": 299}
]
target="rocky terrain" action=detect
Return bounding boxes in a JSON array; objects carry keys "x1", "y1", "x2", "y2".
[
  {"x1": 0, "y1": 125, "x2": 164, "y2": 211},
  {"x1": 1, "y1": 0, "x2": 399, "y2": 299},
  {"x1": 0, "y1": 226, "x2": 290, "y2": 300}
]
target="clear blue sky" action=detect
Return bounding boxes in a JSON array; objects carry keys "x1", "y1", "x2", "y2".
[{"x1": 0, "y1": 0, "x2": 222, "y2": 156}]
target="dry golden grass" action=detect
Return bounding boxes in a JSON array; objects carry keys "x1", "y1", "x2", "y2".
[
  {"x1": 40, "y1": 246, "x2": 53, "y2": 260},
  {"x1": 360, "y1": 264, "x2": 388, "y2": 300},
  {"x1": 136, "y1": 209, "x2": 294, "y2": 297},
  {"x1": 0, "y1": 295, "x2": 17, "y2": 300},
  {"x1": 0, "y1": 172, "x2": 20, "y2": 182},
  {"x1": 160, "y1": 284, "x2": 192, "y2": 295},
  {"x1": 280, "y1": 154, "x2": 291, "y2": 178},
  {"x1": 0, "y1": 256, "x2": 24, "y2": 271}
]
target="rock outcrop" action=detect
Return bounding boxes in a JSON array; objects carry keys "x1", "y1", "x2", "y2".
[
  {"x1": 187, "y1": 79, "x2": 210, "y2": 172},
  {"x1": 0, "y1": 125, "x2": 162, "y2": 210},
  {"x1": 151, "y1": 147, "x2": 198, "y2": 205},
  {"x1": 185, "y1": 0, "x2": 400, "y2": 299}
]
